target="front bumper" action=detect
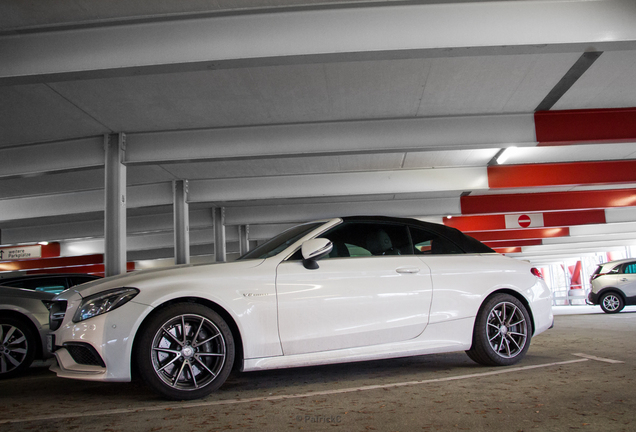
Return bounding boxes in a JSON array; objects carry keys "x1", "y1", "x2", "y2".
[
  {"x1": 51, "y1": 346, "x2": 108, "y2": 380},
  {"x1": 48, "y1": 300, "x2": 150, "y2": 382}
]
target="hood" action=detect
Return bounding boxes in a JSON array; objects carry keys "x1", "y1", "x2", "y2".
[{"x1": 54, "y1": 259, "x2": 265, "y2": 300}]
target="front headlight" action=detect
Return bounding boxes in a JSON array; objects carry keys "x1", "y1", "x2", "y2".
[{"x1": 73, "y1": 288, "x2": 139, "y2": 323}]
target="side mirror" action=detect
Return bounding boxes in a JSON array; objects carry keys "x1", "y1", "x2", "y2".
[{"x1": 301, "y1": 238, "x2": 333, "y2": 270}]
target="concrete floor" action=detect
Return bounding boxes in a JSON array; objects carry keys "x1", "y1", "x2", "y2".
[{"x1": 1, "y1": 308, "x2": 635, "y2": 432}]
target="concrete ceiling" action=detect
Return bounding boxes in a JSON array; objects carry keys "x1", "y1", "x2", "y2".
[{"x1": 1, "y1": 0, "x2": 636, "y2": 266}]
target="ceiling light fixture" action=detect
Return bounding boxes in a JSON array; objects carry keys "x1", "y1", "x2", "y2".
[{"x1": 495, "y1": 146, "x2": 517, "y2": 165}]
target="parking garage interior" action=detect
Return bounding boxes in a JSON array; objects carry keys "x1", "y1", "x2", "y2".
[{"x1": 1, "y1": 0, "x2": 636, "y2": 430}]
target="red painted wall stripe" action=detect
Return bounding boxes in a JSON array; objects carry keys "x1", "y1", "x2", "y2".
[
  {"x1": 461, "y1": 189, "x2": 636, "y2": 214},
  {"x1": 0, "y1": 254, "x2": 104, "y2": 272},
  {"x1": 543, "y1": 209, "x2": 606, "y2": 226},
  {"x1": 466, "y1": 227, "x2": 569, "y2": 242},
  {"x1": 492, "y1": 247, "x2": 522, "y2": 254},
  {"x1": 483, "y1": 239, "x2": 543, "y2": 248},
  {"x1": 41, "y1": 243, "x2": 61, "y2": 258},
  {"x1": 535, "y1": 108, "x2": 636, "y2": 145},
  {"x1": 446, "y1": 209, "x2": 605, "y2": 231},
  {"x1": 488, "y1": 160, "x2": 636, "y2": 188},
  {"x1": 26, "y1": 262, "x2": 135, "y2": 275},
  {"x1": 443, "y1": 215, "x2": 506, "y2": 231}
]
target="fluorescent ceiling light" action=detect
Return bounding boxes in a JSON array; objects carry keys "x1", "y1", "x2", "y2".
[{"x1": 496, "y1": 146, "x2": 517, "y2": 164}]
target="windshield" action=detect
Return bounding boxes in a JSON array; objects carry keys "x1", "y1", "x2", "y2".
[{"x1": 238, "y1": 222, "x2": 325, "y2": 260}]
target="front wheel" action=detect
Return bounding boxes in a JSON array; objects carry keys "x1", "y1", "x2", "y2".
[
  {"x1": 599, "y1": 292, "x2": 624, "y2": 314},
  {"x1": 136, "y1": 303, "x2": 235, "y2": 400},
  {"x1": 466, "y1": 294, "x2": 532, "y2": 366},
  {"x1": 0, "y1": 317, "x2": 37, "y2": 379}
]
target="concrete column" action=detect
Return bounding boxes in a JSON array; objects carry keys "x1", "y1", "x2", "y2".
[
  {"x1": 104, "y1": 133, "x2": 127, "y2": 276},
  {"x1": 214, "y1": 207, "x2": 226, "y2": 262},
  {"x1": 238, "y1": 225, "x2": 250, "y2": 255},
  {"x1": 173, "y1": 180, "x2": 190, "y2": 265}
]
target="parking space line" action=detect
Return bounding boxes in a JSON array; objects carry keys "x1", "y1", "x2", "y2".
[
  {"x1": 572, "y1": 353, "x2": 624, "y2": 364},
  {"x1": 0, "y1": 358, "x2": 590, "y2": 425}
]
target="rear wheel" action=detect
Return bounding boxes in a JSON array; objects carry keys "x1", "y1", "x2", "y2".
[
  {"x1": 0, "y1": 317, "x2": 37, "y2": 379},
  {"x1": 599, "y1": 292, "x2": 624, "y2": 314},
  {"x1": 466, "y1": 294, "x2": 532, "y2": 366},
  {"x1": 136, "y1": 303, "x2": 235, "y2": 400}
]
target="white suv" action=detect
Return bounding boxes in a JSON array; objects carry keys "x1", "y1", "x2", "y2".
[{"x1": 589, "y1": 259, "x2": 636, "y2": 313}]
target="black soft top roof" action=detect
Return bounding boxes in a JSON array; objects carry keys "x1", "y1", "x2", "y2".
[{"x1": 341, "y1": 216, "x2": 495, "y2": 254}]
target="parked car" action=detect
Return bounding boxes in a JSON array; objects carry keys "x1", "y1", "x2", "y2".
[
  {"x1": 0, "y1": 273, "x2": 101, "y2": 378},
  {"x1": 589, "y1": 258, "x2": 636, "y2": 313},
  {"x1": 0, "y1": 273, "x2": 101, "y2": 295},
  {"x1": 47, "y1": 216, "x2": 553, "y2": 400},
  {"x1": 0, "y1": 286, "x2": 54, "y2": 379}
]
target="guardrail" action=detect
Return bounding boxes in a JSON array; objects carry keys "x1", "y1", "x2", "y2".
[{"x1": 552, "y1": 288, "x2": 588, "y2": 306}]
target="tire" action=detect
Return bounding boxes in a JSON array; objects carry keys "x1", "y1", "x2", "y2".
[
  {"x1": 0, "y1": 317, "x2": 37, "y2": 379},
  {"x1": 466, "y1": 294, "x2": 532, "y2": 366},
  {"x1": 599, "y1": 292, "x2": 624, "y2": 314},
  {"x1": 136, "y1": 303, "x2": 235, "y2": 400}
]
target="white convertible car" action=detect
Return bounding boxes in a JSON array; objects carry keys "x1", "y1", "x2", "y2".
[{"x1": 47, "y1": 216, "x2": 553, "y2": 400}]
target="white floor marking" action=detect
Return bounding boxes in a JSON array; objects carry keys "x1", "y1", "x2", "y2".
[
  {"x1": 0, "y1": 358, "x2": 590, "y2": 425},
  {"x1": 572, "y1": 353, "x2": 624, "y2": 364}
]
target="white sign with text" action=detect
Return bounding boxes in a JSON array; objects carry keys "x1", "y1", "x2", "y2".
[{"x1": 0, "y1": 245, "x2": 42, "y2": 260}]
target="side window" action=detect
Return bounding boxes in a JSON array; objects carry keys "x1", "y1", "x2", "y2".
[
  {"x1": 70, "y1": 276, "x2": 96, "y2": 287},
  {"x1": 622, "y1": 263, "x2": 636, "y2": 274},
  {"x1": 409, "y1": 227, "x2": 463, "y2": 255},
  {"x1": 19, "y1": 277, "x2": 69, "y2": 294},
  {"x1": 609, "y1": 265, "x2": 621, "y2": 274},
  {"x1": 1, "y1": 280, "x2": 26, "y2": 288},
  {"x1": 319, "y1": 222, "x2": 411, "y2": 258}
]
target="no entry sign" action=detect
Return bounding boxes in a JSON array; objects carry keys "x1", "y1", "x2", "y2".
[{"x1": 505, "y1": 213, "x2": 544, "y2": 229}]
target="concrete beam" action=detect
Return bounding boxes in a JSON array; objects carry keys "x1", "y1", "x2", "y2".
[
  {"x1": 223, "y1": 198, "x2": 456, "y2": 225},
  {"x1": 60, "y1": 226, "x2": 241, "y2": 257},
  {"x1": 0, "y1": 182, "x2": 172, "y2": 223},
  {"x1": 0, "y1": 137, "x2": 103, "y2": 179},
  {"x1": 2, "y1": 0, "x2": 635, "y2": 85},
  {"x1": 189, "y1": 167, "x2": 488, "y2": 203},
  {"x1": 126, "y1": 114, "x2": 536, "y2": 164},
  {"x1": 0, "y1": 209, "x2": 214, "y2": 245},
  {"x1": 0, "y1": 114, "x2": 535, "y2": 178}
]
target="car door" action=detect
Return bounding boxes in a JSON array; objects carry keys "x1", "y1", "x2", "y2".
[
  {"x1": 275, "y1": 221, "x2": 433, "y2": 356},
  {"x1": 617, "y1": 261, "x2": 636, "y2": 297}
]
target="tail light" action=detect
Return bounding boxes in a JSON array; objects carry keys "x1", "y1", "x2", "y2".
[{"x1": 531, "y1": 268, "x2": 544, "y2": 279}]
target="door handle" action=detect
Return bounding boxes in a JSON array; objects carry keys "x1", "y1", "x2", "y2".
[
  {"x1": 620, "y1": 278, "x2": 628, "y2": 282},
  {"x1": 396, "y1": 267, "x2": 420, "y2": 274}
]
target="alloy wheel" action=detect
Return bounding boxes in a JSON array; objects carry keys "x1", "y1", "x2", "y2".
[
  {"x1": 601, "y1": 294, "x2": 621, "y2": 312},
  {"x1": 486, "y1": 301, "x2": 528, "y2": 359},
  {"x1": 150, "y1": 314, "x2": 227, "y2": 391},
  {"x1": 0, "y1": 324, "x2": 28, "y2": 374}
]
